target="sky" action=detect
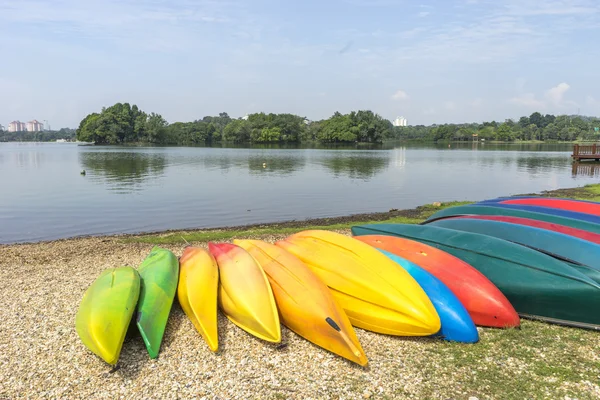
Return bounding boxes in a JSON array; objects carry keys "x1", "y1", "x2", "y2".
[{"x1": 1, "y1": 0, "x2": 599, "y2": 129}]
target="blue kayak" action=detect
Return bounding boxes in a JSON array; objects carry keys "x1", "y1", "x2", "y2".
[
  {"x1": 474, "y1": 203, "x2": 600, "y2": 224},
  {"x1": 378, "y1": 249, "x2": 479, "y2": 343}
]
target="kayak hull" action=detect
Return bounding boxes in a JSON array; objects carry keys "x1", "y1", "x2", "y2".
[
  {"x1": 474, "y1": 203, "x2": 600, "y2": 224},
  {"x1": 353, "y1": 234, "x2": 519, "y2": 328},
  {"x1": 275, "y1": 230, "x2": 441, "y2": 336},
  {"x1": 234, "y1": 239, "x2": 368, "y2": 366},
  {"x1": 480, "y1": 196, "x2": 600, "y2": 216},
  {"x1": 378, "y1": 249, "x2": 479, "y2": 343},
  {"x1": 209, "y1": 242, "x2": 281, "y2": 343},
  {"x1": 136, "y1": 247, "x2": 180, "y2": 359},
  {"x1": 351, "y1": 223, "x2": 600, "y2": 329},
  {"x1": 177, "y1": 247, "x2": 219, "y2": 352},
  {"x1": 75, "y1": 266, "x2": 141, "y2": 365}
]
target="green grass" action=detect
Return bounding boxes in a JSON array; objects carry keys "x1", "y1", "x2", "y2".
[
  {"x1": 120, "y1": 183, "x2": 600, "y2": 245},
  {"x1": 121, "y1": 201, "x2": 472, "y2": 244}
]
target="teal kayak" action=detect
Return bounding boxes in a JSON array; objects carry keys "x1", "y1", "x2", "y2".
[
  {"x1": 425, "y1": 218, "x2": 600, "y2": 284},
  {"x1": 425, "y1": 205, "x2": 600, "y2": 234},
  {"x1": 351, "y1": 223, "x2": 600, "y2": 330}
]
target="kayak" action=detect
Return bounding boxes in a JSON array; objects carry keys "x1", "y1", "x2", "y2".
[
  {"x1": 479, "y1": 196, "x2": 600, "y2": 216},
  {"x1": 353, "y1": 234, "x2": 520, "y2": 328},
  {"x1": 425, "y1": 205, "x2": 600, "y2": 234},
  {"x1": 351, "y1": 223, "x2": 600, "y2": 330},
  {"x1": 234, "y1": 239, "x2": 368, "y2": 366},
  {"x1": 448, "y1": 215, "x2": 600, "y2": 245},
  {"x1": 136, "y1": 247, "x2": 180, "y2": 359},
  {"x1": 425, "y1": 218, "x2": 600, "y2": 284},
  {"x1": 208, "y1": 242, "x2": 281, "y2": 343},
  {"x1": 177, "y1": 247, "x2": 219, "y2": 352},
  {"x1": 474, "y1": 203, "x2": 600, "y2": 224},
  {"x1": 275, "y1": 230, "x2": 441, "y2": 336},
  {"x1": 378, "y1": 249, "x2": 479, "y2": 343},
  {"x1": 75, "y1": 266, "x2": 141, "y2": 365}
]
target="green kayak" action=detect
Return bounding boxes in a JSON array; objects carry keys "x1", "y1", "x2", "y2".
[
  {"x1": 425, "y1": 205, "x2": 600, "y2": 234},
  {"x1": 425, "y1": 218, "x2": 600, "y2": 284},
  {"x1": 136, "y1": 247, "x2": 180, "y2": 358},
  {"x1": 76, "y1": 266, "x2": 141, "y2": 365},
  {"x1": 351, "y1": 223, "x2": 600, "y2": 330}
]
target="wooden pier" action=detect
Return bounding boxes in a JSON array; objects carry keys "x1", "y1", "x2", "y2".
[{"x1": 571, "y1": 144, "x2": 600, "y2": 161}]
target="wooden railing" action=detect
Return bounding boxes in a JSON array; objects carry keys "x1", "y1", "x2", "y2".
[{"x1": 573, "y1": 144, "x2": 599, "y2": 156}]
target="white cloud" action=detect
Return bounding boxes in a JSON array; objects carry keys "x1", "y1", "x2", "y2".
[
  {"x1": 391, "y1": 89, "x2": 409, "y2": 101},
  {"x1": 545, "y1": 82, "x2": 570, "y2": 106},
  {"x1": 470, "y1": 98, "x2": 483, "y2": 107},
  {"x1": 444, "y1": 101, "x2": 457, "y2": 110},
  {"x1": 510, "y1": 93, "x2": 545, "y2": 108},
  {"x1": 418, "y1": 11, "x2": 430, "y2": 17}
]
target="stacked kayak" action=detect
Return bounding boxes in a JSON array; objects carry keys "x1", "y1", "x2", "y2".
[{"x1": 75, "y1": 195, "x2": 600, "y2": 367}]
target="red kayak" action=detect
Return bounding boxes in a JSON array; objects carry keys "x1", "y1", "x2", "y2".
[
  {"x1": 353, "y1": 235, "x2": 520, "y2": 328},
  {"x1": 498, "y1": 198, "x2": 600, "y2": 216},
  {"x1": 452, "y1": 215, "x2": 600, "y2": 245}
]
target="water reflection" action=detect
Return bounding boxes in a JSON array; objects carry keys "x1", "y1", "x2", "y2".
[
  {"x1": 79, "y1": 151, "x2": 167, "y2": 193},
  {"x1": 247, "y1": 155, "x2": 306, "y2": 176},
  {"x1": 321, "y1": 153, "x2": 390, "y2": 179},
  {"x1": 572, "y1": 162, "x2": 600, "y2": 177}
]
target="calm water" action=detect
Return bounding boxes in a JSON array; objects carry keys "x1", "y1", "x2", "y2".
[{"x1": 0, "y1": 141, "x2": 597, "y2": 244}]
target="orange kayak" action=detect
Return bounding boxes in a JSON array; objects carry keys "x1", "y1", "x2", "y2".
[{"x1": 353, "y1": 235, "x2": 520, "y2": 328}]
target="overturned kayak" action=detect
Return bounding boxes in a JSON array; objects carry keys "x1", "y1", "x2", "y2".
[
  {"x1": 275, "y1": 230, "x2": 441, "y2": 336},
  {"x1": 234, "y1": 239, "x2": 368, "y2": 366},
  {"x1": 378, "y1": 249, "x2": 479, "y2": 343},
  {"x1": 425, "y1": 205, "x2": 600, "y2": 234},
  {"x1": 353, "y1": 234, "x2": 519, "y2": 328},
  {"x1": 177, "y1": 247, "x2": 219, "y2": 352},
  {"x1": 209, "y1": 242, "x2": 281, "y2": 343},
  {"x1": 425, "y1": 218, "x2": 600, "y2": 284},
  {"x1": 75, "y1": 266, "x2": 141, "y2": 365},
  {"x1": 474, "y1": 202, "x2": 600, "y2": 224},
  {"x1": 447, "y1": 215, "x2": 600, "y2": 245},
  {"x1": 136, "y1": 247, "x2": 180, "y2": 359},
  {"x1": 352, "y1": 223, "x2": 600, "y2": 330},
  {"x1": 479, "y1": 196, "x2": 600, "y2": 216}
]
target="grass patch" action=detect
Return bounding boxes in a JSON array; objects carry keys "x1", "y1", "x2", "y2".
[{"x1": 120, "y1": 201, "x2": 472, "y2": 244}]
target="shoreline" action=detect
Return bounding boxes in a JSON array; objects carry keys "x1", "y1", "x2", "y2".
[
  {"x1": 2, "y1": 184, "x2": 600, "y2": 399},
  {"x1": 3, "y1": 183, "x2": 599, "y2": 248}
]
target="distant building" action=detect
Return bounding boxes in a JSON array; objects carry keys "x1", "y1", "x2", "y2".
[
  {"x1": 241, "y1": 114, "x2": 249, "y2": 120},
  {"x1": 0, "y1": 124, "x2": 4, "y2": 131},
  {"x1": 27, "y1": 120, "x2": 44, "y2": 132},
  {"x1": 393, "y1": 116, "x2": 407, "y2": 127},
  {"x1": 8, "y1": 121, "x2": 27, "y2": 132}
]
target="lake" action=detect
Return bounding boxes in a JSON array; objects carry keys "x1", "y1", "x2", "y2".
[{"x1": 0, "y1": 141, "x2": 596, "y2": 244}]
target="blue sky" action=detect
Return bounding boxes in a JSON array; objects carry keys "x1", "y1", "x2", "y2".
[{"x1": 1, "y1": 0, "x2": 599, "y2": 129}]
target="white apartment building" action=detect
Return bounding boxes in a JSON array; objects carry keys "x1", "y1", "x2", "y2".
[{"x1": 393, "y1": 116, "x2": 407, "y2": 127}]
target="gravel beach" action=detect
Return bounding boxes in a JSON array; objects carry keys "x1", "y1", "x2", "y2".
[{"x1": 2, "y1": 231, "x2": 599, "y2": 399}]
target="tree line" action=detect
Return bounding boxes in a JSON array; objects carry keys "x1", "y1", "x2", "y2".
[
  {"x1": 0, "y1": 128, "x2": 76, "y2": 142},
  {"x1": 66, "y1": 103, "x2": 599, "y2": 145},
  {"x1": 394, "y1": 112, "x2": 600, "y2": 142}
]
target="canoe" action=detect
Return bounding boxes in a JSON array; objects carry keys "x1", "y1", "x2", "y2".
[
  {"x1": 353, "y1": 234, "x2": 519, "y2": 328},
  {"x1": 208, "y1": 242, "x2": 281, "y2": 343},
  {"x1": 479, "y1": 196, "x2": 600, "y2": 216},
  {"x1": 136, "y1": 246, "x2": 180, "y2": 359},
  {"x1": 425, "y1": 205, "x2": 600, "y2": 234},
  {"x1": 275, "y1": 230, "x2": 441, "y2": 336},
  {"x1": 351, "y1": 223, "x2": 600, "y2": 329},
  {"x1": 177, "y1": 247, "x2": 219, "y2": 352},
  {"x1": 234, "y1": 239, "x2": 368, "y2": 366},
  {"x1": 474, "y1": 203, "x2": 600, "y2": 224},
  {"x1": 75, "y1": 266, "x2": 140, "y2": 365},
  {"x1": 425, "y1": 218, "x2": 600, "y2": 284},
  {"x1": 378, "y1": 249, "x2": 478, "y2": 343},
  {"x1": 448, "y1": 215, "x2": 600, "y2": 245}
]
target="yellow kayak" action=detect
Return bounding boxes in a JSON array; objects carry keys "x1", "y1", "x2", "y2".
[
  {"x1": 178, "y1": 247, "x2": 219, "y2": 352},
  {"x1": 208, "y1": 242, "x2": 281, "y2": 343},
  {"x1": 276, "y1": 230, "x2": 441, "y2": 336},
  {"x1": 75, "y1": 266, "x2": 141, "y2": 365},
  {"x1": 234, "y1": 239, "x2": 368, "y2": 366}
]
